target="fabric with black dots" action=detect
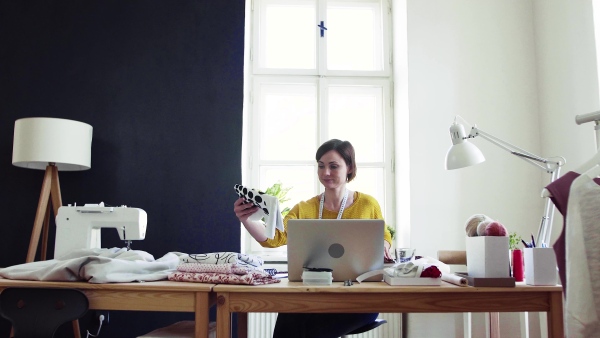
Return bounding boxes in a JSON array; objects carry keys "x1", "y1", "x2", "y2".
[{"x1": 234, "y1": 184, "x2": 284, "y2": 239}]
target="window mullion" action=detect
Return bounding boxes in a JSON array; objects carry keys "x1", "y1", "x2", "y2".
[{"x1": 318, "y1": 75, "x2": 329, "y2": 195}]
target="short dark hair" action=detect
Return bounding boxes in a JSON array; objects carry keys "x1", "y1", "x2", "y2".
[{"x1": 315, "y1": 139, "x2": 357, "y2": 182}]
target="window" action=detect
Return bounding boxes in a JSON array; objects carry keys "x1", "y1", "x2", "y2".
[{"x1": 242, "y1": 0, "x2": 394, "y2": 259}]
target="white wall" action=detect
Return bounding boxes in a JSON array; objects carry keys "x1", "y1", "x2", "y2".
[
  {"x1": 399, "y1": 0, "x2": 599, "y2": 337},
  {"x1": 407, "y1": 0, "x2": 541, "y2": 269},
  {"x1": 534, "y1": 0, "x2": 599, "y2": 237}
]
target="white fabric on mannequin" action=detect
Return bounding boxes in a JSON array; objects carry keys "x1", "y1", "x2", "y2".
[
  {"x1": 565, "y1": 174, "x2": 600, "y2": 337},
  {"x1": 583, "y1": 164, "x2": 600, "y2": 179},
  {"x1": 574, "y1": 151, "x2": 600, "y2": 174}
]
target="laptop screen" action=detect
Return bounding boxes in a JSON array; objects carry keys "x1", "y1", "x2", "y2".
[{"x1": 287, "y1": 219, "x2": 384, "y2": 282}]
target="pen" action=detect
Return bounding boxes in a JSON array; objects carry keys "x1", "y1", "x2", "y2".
[
  {"x1": 521, "y1": 239, "x2": 530, "y2": 248},
  {"x1": 531, "y1": 234, "x2": 536, "y2": 248}
]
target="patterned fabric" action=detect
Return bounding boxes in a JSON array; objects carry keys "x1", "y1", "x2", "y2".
[
  {"x1": 234, "y1": 184, "x2": 271, "y2": 214},
  {"x1": 234, "y1": 184, "x2": 284, "y2": 239},
  {"x1": 168, "y1": 271, "x2": 280, "y2": 285},
  {"x1": 177, "y1": 263, "x2": 250, "y2": 275},
  {"x1": 170, "y1": 252, "x2": 278, "y2": 285},
  {"x1": 178, "y1": 252, "x2": 263, "y2": 268}
]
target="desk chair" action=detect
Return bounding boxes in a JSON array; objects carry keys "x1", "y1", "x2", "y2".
[
  {"x1": 137, "y1": 320, "x2": 216, "y2": 338},
  {"x1": 0, "y1": 287, "x2": 89, "y2": 338},
  {"x1": 341, "y1": 318, "x2": 388, "y2": 337},
  {"x1": 437, "y1": 250, "x2": 500, "y2": 338}
]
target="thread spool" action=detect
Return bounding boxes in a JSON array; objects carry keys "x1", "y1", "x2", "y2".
[{"x1": 512, "y1": 249, "x2": 524, "y2": 281}]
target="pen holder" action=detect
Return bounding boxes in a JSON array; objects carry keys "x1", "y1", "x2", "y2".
[{"x1": 524, "y1": 247, "x2": 558, "y2": 286}]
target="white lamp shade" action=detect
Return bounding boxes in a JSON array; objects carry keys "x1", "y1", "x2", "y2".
[
  {"x1": 12, "y1": 117, "x2": 93, "y2": 171},
  {"x1": 445, "y1": 142, "x2": 485, "y2": 170}
]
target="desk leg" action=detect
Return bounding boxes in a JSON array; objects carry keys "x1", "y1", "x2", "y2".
[
  {"x1": 216, "y1": 294, "x2": 231, "y2": 338},
  {"x1": 195, "y1": 292, "x2": 210, "y2": 338},
  {"x1": 489, "y1": 312, "x2": 500, "y2": 338},
  {"x1": 548, "y1": 292, "x2": 564, "y2": 338}
]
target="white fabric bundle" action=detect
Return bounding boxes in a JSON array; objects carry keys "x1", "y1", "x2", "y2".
[{"x1": 0, "y1": 248, "x2": 179, "y2": 283}]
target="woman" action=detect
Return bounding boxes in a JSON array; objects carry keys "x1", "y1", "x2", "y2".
[{"x1": 234, "y1": 139, "x2": 393, "y2": 338}]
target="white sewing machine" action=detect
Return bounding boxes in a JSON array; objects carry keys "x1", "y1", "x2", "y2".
[{"x1": 54, "y1": 202, "x2": 147, "y2": 259}]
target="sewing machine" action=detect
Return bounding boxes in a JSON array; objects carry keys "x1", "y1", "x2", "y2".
[{"x1": 54, "y1": 202, "x2": 147, "y2": 259}]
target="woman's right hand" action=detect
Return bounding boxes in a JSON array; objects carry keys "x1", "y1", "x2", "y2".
[
  {"x1": 234, "y1": 198, "x2": 268, "y2": 242},
  {"x1": 233, "y1": 197, "x2": 259, "y2": 222}
]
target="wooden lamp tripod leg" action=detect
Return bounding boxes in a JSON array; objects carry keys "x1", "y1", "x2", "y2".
[
  {"x1": 26, "y1": 164, "x2": 63, "y2": 263},
  {"x1": 21, "y1": 165, "x2": 78, "y2": 338},
  {"x1": 26, "y1": 166, "x2": 53, "y2": 263}
]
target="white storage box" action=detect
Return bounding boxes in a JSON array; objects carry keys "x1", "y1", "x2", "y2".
[
  {"x1": 384, "y1": 274, "x2": 442, "y2": 286},
  {"x1": 524, "y1": 247, "x2": 558, "y2": 286},
  {"x1": 302, "y1": 270, "x2": 333, "y2": 285},
  {"x1": 466, "y1": 236, "x2": 510, "y2": 278}
]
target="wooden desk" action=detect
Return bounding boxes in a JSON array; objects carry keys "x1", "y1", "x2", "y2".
[
  {"x1": 214, "y1": 280, "x2": 564, "y2": 338},
  {"x1": 0, "y1": 279, "x2": 216, "y2": 338}
]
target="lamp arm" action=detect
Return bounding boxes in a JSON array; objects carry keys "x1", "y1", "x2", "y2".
[
  {"x1": 467, "y1": 127, "x2": 563, "y2": 174},
  {"x1": 467, "y1": 125, "x2": 565, "y2": 247}
]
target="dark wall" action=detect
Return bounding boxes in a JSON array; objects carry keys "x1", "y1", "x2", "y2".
[{"x1": 0, "y1": 1, "x2": 244, "y2": 336}]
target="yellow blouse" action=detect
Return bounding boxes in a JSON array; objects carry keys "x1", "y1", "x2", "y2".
[{"x1": 259, "y1": 191, "x2": 393, "y2": 248}]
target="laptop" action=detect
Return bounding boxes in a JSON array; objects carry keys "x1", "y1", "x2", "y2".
[{"x1": 287, "y1": 219, "x2": 385, "y2": 282}]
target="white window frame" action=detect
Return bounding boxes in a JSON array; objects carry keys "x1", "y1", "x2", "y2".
[{"x1": 242, "y1": 0, "x2": 395, "y2": 260}]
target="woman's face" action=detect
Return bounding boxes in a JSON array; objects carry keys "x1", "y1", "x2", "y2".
[{"x1": 318, "y1": 150, "x2": 350, "y2": 190}]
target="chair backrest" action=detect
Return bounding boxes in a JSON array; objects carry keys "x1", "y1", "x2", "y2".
[
  {"x1": 341, "y1": 318, "x2": 388, "y2": 338},
  {"x1": 436, "y1": 250, "x2": 500, "y2": 338},
  {"x1": 0, "y1": 287, "x2": 89, "y2": 338},
  {"x1": 437, "y1": 250, "x2": 467, "y2": 265}
]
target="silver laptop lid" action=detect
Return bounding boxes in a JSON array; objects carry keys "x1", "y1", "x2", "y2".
[{"x1": 287, "y1": 219, "x2": 384, "y2": 282}]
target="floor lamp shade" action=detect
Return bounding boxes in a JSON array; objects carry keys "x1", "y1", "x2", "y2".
[
  {"x1": 12, "y1": 117, "x2": 93, "y2": 170},
  {"x1": 12, "y1": 117, "x2": 93, "y2": 263}
]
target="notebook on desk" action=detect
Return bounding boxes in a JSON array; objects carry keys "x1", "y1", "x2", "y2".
[{"x1": 287, "y1": 219, "x2": 384, "y2": 282}]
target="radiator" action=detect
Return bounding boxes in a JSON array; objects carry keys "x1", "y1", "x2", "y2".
[{"x1": 247, "y1": 313, "x2": 402, "y2": 338}]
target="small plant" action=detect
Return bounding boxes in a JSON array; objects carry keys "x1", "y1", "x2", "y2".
[
  {"x1": 264, "y1": 181, "x2": 292, "y2": 218},
  {"x1": 387, "y1": 225, "x2": 396, "y2": 240},
  {"x1": 509, "y1": 232, "x2": 522, "y2": 250}
]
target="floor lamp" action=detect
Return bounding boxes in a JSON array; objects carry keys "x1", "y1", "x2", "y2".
[{"x1": 12, "y1": 117, "x2": 93, "y2": 263}]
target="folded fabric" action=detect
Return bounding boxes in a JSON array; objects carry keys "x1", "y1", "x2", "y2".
[
  {"x1": 384, "y1": 262, "x2": 424, "y2": 278},
  {"x1": 168, "y1": 271, "x2": 280, "y2": 285},
  {"x1": 0, "y1": 248, "x2": 180, "y2": 283},
  {"x1": 384, "y1": 256, "x2": 450, "y2": 278},
  {"x1": 234, "y1": 184, "x2": 284, "y2": 239},
  {"x1": 177, "y1": 252, "x2": 264, "y2": 268},
  {"x1": 177, "y1": 263, "x2": 254, "y2": 275}
]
